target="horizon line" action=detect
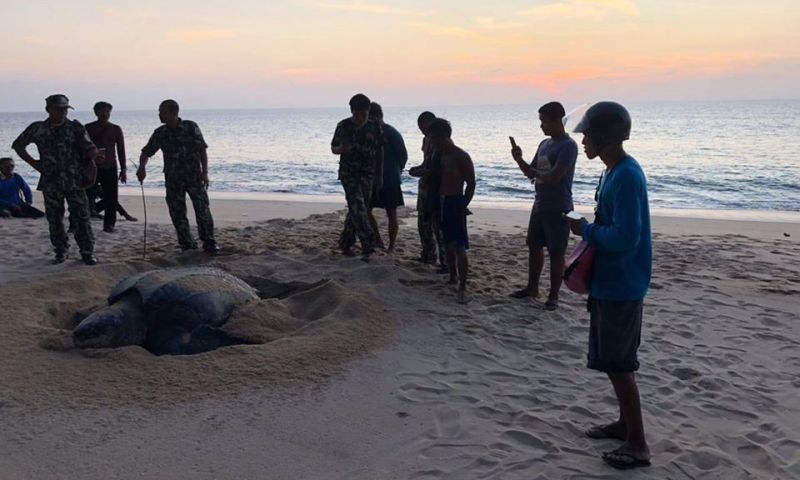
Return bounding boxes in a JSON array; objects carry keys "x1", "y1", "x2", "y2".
[{"x1": 1, "y1": 97, "x2": 798, "y2": 115}]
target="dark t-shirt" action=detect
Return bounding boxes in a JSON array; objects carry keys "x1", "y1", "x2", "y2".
[
  {"x1": 332, "y1": 118, "x2": 384, "y2": 181},
  {"x1": 532, "y1": 135, "x2": 578, "y2": 213},
  {"x1": 141, "y1": 119, "x2": 208, "y2": 179}
]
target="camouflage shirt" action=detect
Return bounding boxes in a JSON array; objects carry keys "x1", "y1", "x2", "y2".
[
  {"x1": 141, "y1": 119, "x2": 208, "y2": 179},
  {"x1": 12, "y1": 119, "x2": 95, "y2": 191},
  {"x1": 332, "y1": 118, "x2": 384, "y2": 180}
]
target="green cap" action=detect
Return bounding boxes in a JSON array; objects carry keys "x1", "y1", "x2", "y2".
[{"x1": 45, "y1": 94, "x2": 74, "y2": 109}]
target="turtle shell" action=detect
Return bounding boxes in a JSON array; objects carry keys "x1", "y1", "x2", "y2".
[{"x1": 108, "y1": 267, "x2": 259, "y2": 330}]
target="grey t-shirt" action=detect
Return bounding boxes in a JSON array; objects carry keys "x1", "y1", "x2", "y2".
[{"x1": 532, "y1": 135, "x2": 578, "y2": 213}]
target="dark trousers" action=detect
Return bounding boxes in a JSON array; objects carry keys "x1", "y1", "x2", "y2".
[
  {"x1": 0, "y1": 203, "x2": 45, "y2": 218},
  {"x1": 339, "y1": 176, "x2": 375, "y2": 252},
  {"x1": 96, "y1": 167, "x2": 118, "y2": 228},
  {"x1": 165, "y1": 176, "x2": 216, "y2": 249},
  {"x1": 43, "y1": 185, "x2": 94, "y2": 255}
]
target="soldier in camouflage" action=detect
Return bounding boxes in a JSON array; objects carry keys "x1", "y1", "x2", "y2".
[
  {"x1": 331, "y1": 93, "x2": 384, "y2": 260},
  {"x1": 12, "y1": 94, "x2": 98, "y2": 265},
  {"x1": 136, "y1": 100, "x2": 218, "y2": 254}
]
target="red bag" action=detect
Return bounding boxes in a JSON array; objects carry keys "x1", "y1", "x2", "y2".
[{"x1": 563, "y1": 240, "x2": 595, "y2": 294}]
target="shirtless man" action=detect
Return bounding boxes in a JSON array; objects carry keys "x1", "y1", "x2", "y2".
[{"x1": 428, "y1": 118, "x2": 475, "y2": 304}]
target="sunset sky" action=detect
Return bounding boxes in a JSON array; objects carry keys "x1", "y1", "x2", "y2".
[{"x1": 1, "y1": 0, "x2": 798, "y2": 111}]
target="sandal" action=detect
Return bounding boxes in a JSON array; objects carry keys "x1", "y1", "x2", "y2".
[{"x1": 602, "y1": 450, "x2": 651, "y2": 470}]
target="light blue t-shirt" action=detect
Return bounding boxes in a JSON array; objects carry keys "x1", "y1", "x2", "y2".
[{"x1": 533, "y1": 135, "x2": 578, "y2": 213}]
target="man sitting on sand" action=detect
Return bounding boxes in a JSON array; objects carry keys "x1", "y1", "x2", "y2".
[
  {"x1": 367, "y1": 102, "x2": 407, "y2": 253},
  {"x1": 331, "y1": 93, "x2": 384, "y2": 260},
  {"x1": 429, "y1": 118, "x2": 475, "y2": 304},
  {"x1": 0, "y1": 157, "x2": 44, "y2": 218},
  {"x1": 566, "y1": 101, "x2": 652, "y2": 470},
  {"x1": 509, "y1": 102, "x2": 578, "y2": 311}
]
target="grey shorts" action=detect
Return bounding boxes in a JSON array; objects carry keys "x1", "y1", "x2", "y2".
[
  {"x1": 587, "y1": 298, "x2": 643, "y2": 373},
  {"x1": 526, "y1": 209, "x2": 569, "y2": 256}
]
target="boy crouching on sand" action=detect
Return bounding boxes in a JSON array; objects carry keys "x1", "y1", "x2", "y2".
[{"x1": 428, "y1": 119, "x2": 475, "y2": 304}]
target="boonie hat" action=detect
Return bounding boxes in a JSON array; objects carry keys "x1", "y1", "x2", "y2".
[{"x1": 45, "y1": 94, "x2": 74, "y2": 109}]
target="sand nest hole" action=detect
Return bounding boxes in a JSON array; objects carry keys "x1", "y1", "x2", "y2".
[{"x1": 19, "y1": 262, "x2": 390, "y2": 406}]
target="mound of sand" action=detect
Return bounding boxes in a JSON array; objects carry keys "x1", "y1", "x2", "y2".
[{"x1": 2, "y1": 254, "x2": 390, "y2": 409}]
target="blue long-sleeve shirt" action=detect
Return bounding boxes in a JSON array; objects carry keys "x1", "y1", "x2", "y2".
[
  {"x1": 0, "y1": 173, "x2": 32, "y2": 208},
  {"x1": 582, "y1": 156, "x2": 652, "y2": 301},
  {"x1": 382, "y1": 123, "x2": 408, "y2": 188}
]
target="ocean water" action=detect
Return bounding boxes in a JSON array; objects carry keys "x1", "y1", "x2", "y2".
[{"x1": 1, "y1": 100, "x2": 798, "y2": 211}]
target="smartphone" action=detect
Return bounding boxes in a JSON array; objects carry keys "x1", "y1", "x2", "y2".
[
  {"x1": 565, "y1": 211, "x2": 585, "y2": 221},
  {"x1": 509, "y1": 136, "x2": 517, "y2": 148}
]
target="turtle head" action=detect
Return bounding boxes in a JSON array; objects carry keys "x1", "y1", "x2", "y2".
[{"x1": 73, "y1": 301, "x2": 147, "y2": 349}]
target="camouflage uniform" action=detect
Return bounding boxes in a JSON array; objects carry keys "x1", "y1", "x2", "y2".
[
  {"x1": 332, "y1": 118, "x2": 384, "y2": 253},
  {"x1": 141, "y1": 119, "x2": 216, "y2": 250},
  {"x1": 12, "y1": 119, "x2": 96, "y2": 255},
  {"x1": 417, "y1": 140, "x2": 446, "y2": 267}
]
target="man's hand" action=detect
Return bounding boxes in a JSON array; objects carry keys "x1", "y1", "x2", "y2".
[
  {"x1": 511, "y1": 146, "x2": 523, "y2": 161},
  {"x1": 566, "y1": 217, "x2": 587, "y2": 236},
  {"x1": 136, "y1": 166, "x2": 146, "y2": 183},
  {"x1": 119, "y1": 170, "x2": 127, "y2": 184},
  {"x1": 202, "y1": 172, "x2": 210, "y2": 190},
  {"x1": 10, "y1": 205, "x2": 22, "y2": 215},
  {"x1": 340, "y1": 143, "x2": 353, "y2": 154}
]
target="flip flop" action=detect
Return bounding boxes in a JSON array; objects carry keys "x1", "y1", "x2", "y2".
[
  {"x1": 602, "y1": 451, "x2": 651, "y2": 470},
  {"x1": 509, "y1": 289, "x2": 537, "y2": 299},
  {"x1": 585, "y1": 424, "x2": 626, "y2": 441},
  {"x1": 542, "y1": 299, "x2": 558, "y2": 311}
]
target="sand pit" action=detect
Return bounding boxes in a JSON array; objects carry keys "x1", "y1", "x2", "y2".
[{"x1": 2, "y1": 253, "x2": 390, "y2": 409}]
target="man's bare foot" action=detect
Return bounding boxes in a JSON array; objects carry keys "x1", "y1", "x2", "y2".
[
  {"x1": 341, "y1": 247, "x2": 356, "y2": 257},
  {"x1": 509, "y1": 287, "x2": 539, "y2": 299},
  {"x1": 387, "y1": 245, "x2": 395, "y2": 254},
  {"x1": 585, "y1": 421, "x2": 627, "y2": 441}
]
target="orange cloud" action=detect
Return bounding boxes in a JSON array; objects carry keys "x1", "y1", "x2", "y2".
[
  {"x1": 170, "y1": 29, "x2": 240, "y2": 42},
  {"x1": 314, "y1": 1, "x2": 430, "y2": 17},
  {"x1": 519, "y1": 0, "x2": 639, "y2": 19}
]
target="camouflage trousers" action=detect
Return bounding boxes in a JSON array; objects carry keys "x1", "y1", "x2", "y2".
[
  {"x1": 43, "y1": 185, "x2": 94, "y2": 255},
  {"x1": 339, "y1": 176, "x2": 375, "y2": 253},
  {"x1": 417, "y1": 190, "x2": 446, "y2": 267},
  {"x1": 165, "y1": 176, "x2": 216, "y2": 249}
]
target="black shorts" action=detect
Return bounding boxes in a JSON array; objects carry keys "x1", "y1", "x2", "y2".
[
  {"x1": 441, "y1": 195, "x2": 469, "y2": 250},
  {"x1": 587, "y1": 298, "x2": 643, "y2": 373},
  {"x1": 527, "y1": 209, "x2": 569, "y2": 256},
  {"x1": 370, "y1": 184, "x2": 405, "y2": 210}
]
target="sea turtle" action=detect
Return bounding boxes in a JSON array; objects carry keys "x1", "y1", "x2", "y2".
[{"x1": 73, "y1": 267, "x2": 259, "y2": 355}]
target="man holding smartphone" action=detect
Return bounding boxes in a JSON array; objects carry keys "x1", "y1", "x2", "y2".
[{"x1": 509, "y1": 102, "x2": 578, "y2": 310}]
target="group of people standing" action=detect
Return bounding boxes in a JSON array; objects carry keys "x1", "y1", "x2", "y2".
[
  {"x1": 331, "y1": 94, "x2": 575, "y2": 308},
  {"x1": 332, "y1": 94, "x2": 476, "y2": 303},
  {"x1": 7, "y1": 94, "x2": 218, "y2": 264},
  {"x1": 332, "y1": 94, "x2": 653, "y2": 469}
]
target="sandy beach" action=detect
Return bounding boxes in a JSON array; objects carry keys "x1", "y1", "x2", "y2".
[{"x1": 1, "y1": 191, "x2": 799, "y2": 479}]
